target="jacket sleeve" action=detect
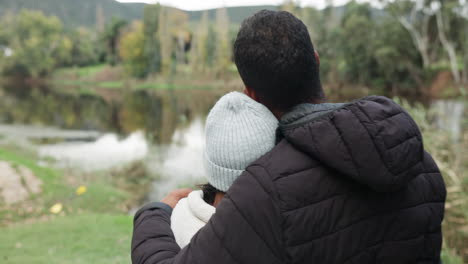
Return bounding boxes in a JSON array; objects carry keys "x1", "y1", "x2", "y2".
[{"x1": 131, "y1": 165, "x2": 286, "y2": 264}]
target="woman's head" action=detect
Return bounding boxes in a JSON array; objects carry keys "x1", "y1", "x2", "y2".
[
  {"x1": 204, "y1": 92, "x2": 278, "y2": 192},
  {"x1": 198, "y1": 183, "x2": 224, "y2": 207}
]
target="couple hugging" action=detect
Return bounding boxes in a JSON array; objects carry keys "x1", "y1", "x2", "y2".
[{"x1": 132, "y1": 10, "x2": 446, "y2": 264}]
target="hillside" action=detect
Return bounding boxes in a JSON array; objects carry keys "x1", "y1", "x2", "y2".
[
  {"x1": 0, "y1": 0, "x2": 278, "y2": 27},
  {"x1": 0, "y1": 0, "x2": 144, "y2": 27},
  {"x1": 188, "y1": 5, "x2": 278, "y2": 24}
]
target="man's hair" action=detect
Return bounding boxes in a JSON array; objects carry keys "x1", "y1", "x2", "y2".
[{"x1": 234, "y1": 10, "x2": 324, "y2": 112}]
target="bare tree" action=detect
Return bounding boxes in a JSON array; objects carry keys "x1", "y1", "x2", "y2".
[
  {"x1": 453, "y1": 0, "x2": 468, "y2": 86},
  {"x1": 396, "y1": 0, "x2": 435, "y2": 69},
  {"x1": 189, "y1": 11, "x2": 209, "y2": 73},
  {"x1": 215, "y1": 7, "x2": 231, "y2": 75},
  {"x1": 158, "y1": 7, "x2": 188, "y2": 75},
  {"x1": 96, "y1": 4, "x2": 105, "y2": 33},
  {"x1": 434, "y1": 1, "x2": 465, "y2": 95},
  {"x1": 158, "y1": 7, "x2": 171, "y2": 75}
]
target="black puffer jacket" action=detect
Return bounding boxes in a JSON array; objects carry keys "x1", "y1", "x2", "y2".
[{"x1": 132, "y1": 96, "x2": 446, "y2": 264}]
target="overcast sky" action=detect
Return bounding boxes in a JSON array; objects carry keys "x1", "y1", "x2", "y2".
[{"x1": 116, "y1": 0, "x2": 380, "y2": 11}]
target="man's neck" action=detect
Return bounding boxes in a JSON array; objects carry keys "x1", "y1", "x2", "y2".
[
  {"x1": 279, "y1": 102, "x2": 345, "y2": 126},
  {"x1": 272, "y1": 109, "x2": 285, "y2": 120},
  {"x1": 274, "y1": 99, "x2": 326, "y2": 120}
]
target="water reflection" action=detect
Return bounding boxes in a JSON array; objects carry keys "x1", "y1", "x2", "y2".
[
  {"x1": 0, "y1": 124, "x2": 101, "y2": 141},
  {"x1": 431, "y1": 100, "x2": 466, "y2": 142},
  {"x1": 38, "y1": 131, "x2": 149, "y2": 171},
  {"x1": 0, "y1": 80, "x2": 221, "y2": 144},
  {"x1": 147, "y1": 118, "x2": 206, "y2": 201},
  {"x1": 0, "y1": 80, "x2": 465, "y2": 203},
  {"x1": 0, "y1": 81, "x2": 221, "y2": 200}
]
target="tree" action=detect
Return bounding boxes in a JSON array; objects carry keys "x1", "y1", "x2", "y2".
[
  {"x1": 66, "y1": 27, "x2": 99, "y2": 67},
  {"x1": 158, "y1": 7, "x2": 171, "y2": 75},
  {"x1": 189, "y1": 11, "x2": 209, "y2": 73},
  {"x1": 96, "y1": 3, "x2": 105, "y2": 33},
  {"x1": 205, "y1": 25, "x2": 217, "y2": 68},
  {"x1": 102, "y1": 17, "x2": 128, "y2": 66},
  {"x1": 215, "y1": 7, "x2": 231, "y2": 75},
  {"x1": 0, "y1": 10, "x2": 71, "y2": 77},
  {"x1": 158, "y1": 7, "x2": 189, "y2": 75},
  {"x1": 143, "y1": 4, "x2": 162, "y2": 76},
  {"x1": 339, "y1": 2, "x2": 378, "y2": 84},
  {"x1": 456, "y1": 0, "x2": 468, "y2": 85},
  {"x1": 303, "y1": 1, "x2": 341, "y2": 87},
  {"x1": 434, "y1": 0, "x2": 467, "y2": 95},
  {"x1": 119, "y1": 22, "x2": 147, "y2": 78},
  {"x1": 300, "y1": 7, "x2": 323, "y2": 43},
  {"x1": 281, "y1": 0, "x2": 301, "y2": 17},
  {"x1": 373, "y1": 16, "x2": 425, "y2": 96},
  {"x1": 382, "y1": 0, "x2": 437, "y2": 69}
]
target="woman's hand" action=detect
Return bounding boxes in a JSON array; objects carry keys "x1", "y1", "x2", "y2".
[{"x1": 161, "y1": 188, "x2": 192, "y2": 208}]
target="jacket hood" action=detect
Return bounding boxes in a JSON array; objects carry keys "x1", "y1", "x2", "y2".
[{"x1": 279, "y1": 96, "x2": 425, "y2": 192}]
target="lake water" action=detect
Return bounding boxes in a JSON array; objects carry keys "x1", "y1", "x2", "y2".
[
  {"x1": 0, "y1": 81, "x2": 222, "y2": 201},
  {"x1": 0, "y1": 82, "x2": 465, "y2": 204}
]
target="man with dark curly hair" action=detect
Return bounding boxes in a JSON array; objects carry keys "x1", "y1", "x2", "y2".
[{"x1": 132, "y1": 10, "x2": 445, "y2": 264}]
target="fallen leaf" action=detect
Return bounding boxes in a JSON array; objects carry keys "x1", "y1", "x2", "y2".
[
  {"x1": 76, "y1": 186, "x2": 87, "y2": 196},
  {"x1": 49, "y1": 203, "x2": 63, "y2": 214}
]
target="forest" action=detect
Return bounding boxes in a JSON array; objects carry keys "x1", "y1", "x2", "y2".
[{"x1": 0, "y1": 0, "x2": 466, "y2": 98}]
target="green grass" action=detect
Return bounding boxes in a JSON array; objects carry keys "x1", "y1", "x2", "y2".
[
  {"x1": 53, "y1": 65, "x2": 126, "y2": 90},
  {"x1": 135, "y1": 83, "x2": 172, "y2": 90},
  {"x1": 0, "y1": 146, "x2": 134, "y2": 263},
  {"x1": 0, "y1": 214, "x2": 132, "y2": 264},
  {"x1": 75, "y1": 64, "x2": 107, "y2": 77},
  {"x1": 54, "y1": 64, "x2": 107, "y2": 79},
  {"x1": 0, "y1": 147, "x2": 131, "y2": 218},
  {"x1": 134, "y1": 82, "x2": 213, "y2": 90},
  {"x1": 66, "y1": 183, "x2": 129, "y2": 213},
  {"x1": 0, "y1": 147, "x2": 56, "y2": 223},
  {"x1": 53, "y1": 80, "x2": 92, "y2": 86},
  {"x1": 52, "y1": 64, "x2": 216, "y2": 92},
  {"x1": 0, "y1": 146, "x2": 134, "y2": 262},
  {"x1": 439, "y1": 86, "x2": 463, "y2": 99},
  {"x1": 77, "y1": 87, "x2": 97, "y2": 96},
  {"x1": 441, "y1": 247, "x2": 464, "y2": 264},
  {"x1": 53, "y1": 79, "x2": 213, "y2": 91},
  {"x1": 96, "y1": 81, "x2": 124, "y2": 89}
]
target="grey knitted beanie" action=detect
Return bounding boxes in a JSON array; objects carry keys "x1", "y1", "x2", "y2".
[{"x1": 204, "y1": 91, "x2": 278, "y2": 192}]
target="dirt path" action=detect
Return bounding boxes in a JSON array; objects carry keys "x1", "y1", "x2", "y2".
[{"x1": 0, "y1": 161, "x2": 42, "y2": 205}]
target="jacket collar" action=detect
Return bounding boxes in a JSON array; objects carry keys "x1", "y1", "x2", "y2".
[
  {"x1": 276, "y1": 103, "x2": 345, "y2": 143},
  {"x1": 280, "y1": 103, "x2": 346, "y2": 129}
]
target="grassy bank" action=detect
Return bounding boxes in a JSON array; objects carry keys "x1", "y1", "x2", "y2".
[
  {"x1": 0, "y1": 146, "x2": 145, "y2": 263},
  {"x1": 51, "y1": 64, "x2": 235, "y2": 93},
  {"x1": 0, "y1": 147, "x2": 131, "y2": 223},
  {"x1": 0, "y1": 98, "x2": 466, "y2": 263},
  {"x1": 1, "y1": 214, "x2": 132, "y2": 264}
]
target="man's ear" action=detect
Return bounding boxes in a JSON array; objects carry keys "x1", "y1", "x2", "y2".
[
  {"x1": 315, "y1": 50, "x2": 320, "y2": 67},
  {"x1": 243, "y1": 86, "x2": 259, "y2": 102}
]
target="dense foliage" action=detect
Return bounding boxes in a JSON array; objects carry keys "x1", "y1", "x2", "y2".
[
  {"x1": 0, "y1": 10, "x2": 72, "y2": 77},
  {"x1": 0, "y1": 0, "x2": 467, "y2": 97},
  {"x1": 296, "y1": 0, "x2": 467, "y2": 97},
  {"x1": 0, "y1": 0, "x2": 277, "y2": 27}
]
